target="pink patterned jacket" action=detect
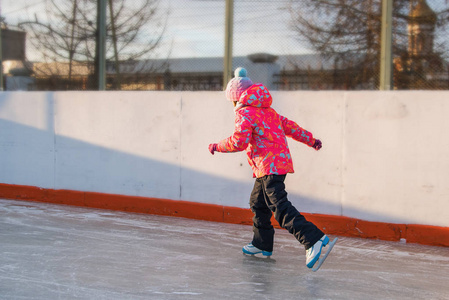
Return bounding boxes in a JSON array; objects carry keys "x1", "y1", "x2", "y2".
[{"x1": 216, "y1": 83, "x2": 316, "y2": 178}]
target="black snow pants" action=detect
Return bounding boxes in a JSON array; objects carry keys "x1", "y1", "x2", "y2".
[{"x1": 249, "y1": 174, "x2": 324, "y2": 252}]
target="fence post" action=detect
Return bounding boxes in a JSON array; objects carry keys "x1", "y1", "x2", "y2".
[
  {"x1": 98, "y1": 0, "x2": 107, "y2": 90},
  {"x1": 380, "y1": 0, "x2": 393, "y2": 90},
  {"x1": 0, "y1": 11, "x2": 4, "y2": 91},
  {"x1": 223, "y1": 0, "x2": 234, "y2": 89}
]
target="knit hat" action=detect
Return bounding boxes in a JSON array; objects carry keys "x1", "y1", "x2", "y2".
[{"x1": 225, "y1": 67, "x2": 253, "y2": 102}]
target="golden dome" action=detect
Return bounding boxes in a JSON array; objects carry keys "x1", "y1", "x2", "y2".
[{"x1": 410, "y1": 0, "x2": 437, "y2": 24}]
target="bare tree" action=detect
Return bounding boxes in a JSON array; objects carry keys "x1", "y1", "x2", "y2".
[
  {"x1": 19, "y1": 0, "x2": 168, "y2": 90},
  {"x1": 287, "y1": 0, "x2": 449, "y2": 89}
]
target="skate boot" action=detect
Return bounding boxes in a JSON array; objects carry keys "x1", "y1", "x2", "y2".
[
  {"x1": 306, "y1": 235, "x2": 329, "y2": 268},
  {"x1": 242, "y1": 243, "x2": 272, "y2": 257},
  {"x1": 305, "y1": 235, "x2": 338, "y2": 272}
]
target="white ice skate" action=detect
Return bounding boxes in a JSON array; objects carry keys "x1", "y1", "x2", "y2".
[
  {"x1": 242, "y1": 243, "x2": 272, "y2": 257},
  {"x1": 306, "y1": 235, "x2": 338, "y2": 272}
]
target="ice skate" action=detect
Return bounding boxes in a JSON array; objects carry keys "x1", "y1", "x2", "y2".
[
  {"x1": 306, "y1": 235, "x2": 338, "y2": 272},
  {"x1": 242, "y1": 243, "x2": 272, "y2": 257}
]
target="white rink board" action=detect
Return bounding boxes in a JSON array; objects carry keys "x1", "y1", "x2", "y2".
[{"x1": 0, "y1": 90, "x2": 448, "y2": 227}]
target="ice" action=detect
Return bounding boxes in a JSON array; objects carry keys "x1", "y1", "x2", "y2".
[{"x1": 1, "y1": 199, "x2": 449, "y2": 299}]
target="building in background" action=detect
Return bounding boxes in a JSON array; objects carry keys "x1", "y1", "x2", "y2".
[
  {"x1": 394, "y1": 0, "x2": 448, "y2": 89},
  {"x1": 8, "y1": 47, "x2": 448, "y2": 91},
  {"x1": 1, "y1": 25, "x2": 34, "y2": 90},
  {"x1": 105, "y1": 53, "x2": 280, "y2": 91}
]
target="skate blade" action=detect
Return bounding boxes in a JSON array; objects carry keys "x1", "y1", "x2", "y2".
[
  {"x1": 311, "y1": 237, "x2": 338, "y2": 272},
  {"x1": 242, "y1": 252, "x2": 272, "y2": 258}
]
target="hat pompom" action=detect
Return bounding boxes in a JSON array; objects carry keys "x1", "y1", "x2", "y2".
[{"x1": 234, "y1": 67, "x2": 247, "y2": 78}]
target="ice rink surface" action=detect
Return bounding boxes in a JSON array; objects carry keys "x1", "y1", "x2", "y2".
[{"x1": 1, "y1": 199, "x2": 449, "y2": 300}]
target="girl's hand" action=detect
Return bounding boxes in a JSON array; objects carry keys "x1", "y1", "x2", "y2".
[
  {"x1": 208, "y1": 143, "x2": 218, "y2": 155},
  {"x1": 312, "y1": 139, "x2": 322, "y2": 151}
]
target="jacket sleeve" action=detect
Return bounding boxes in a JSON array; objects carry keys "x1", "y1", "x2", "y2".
[
  {"x1": 280, "y1": 115, "x2": 315, "y2": 147},
  {"x1": 216, "y1": 113, "x2": 252, "y2": 153}
]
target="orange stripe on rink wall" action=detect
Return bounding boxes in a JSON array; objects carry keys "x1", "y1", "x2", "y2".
[{"x1": 1, "y1": 183, "x2": 448, "y2": 247}]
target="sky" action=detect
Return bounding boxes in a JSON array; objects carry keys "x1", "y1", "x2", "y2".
[
  {"x1": 0, "y1": 0, "x2": 311, "y2": 61},
  {"x1": 155, "y1": 0, "x2": 310, "y2": 58},
  {"x1": 1, "y1": 0, "x2": 448, "y2": 61}
]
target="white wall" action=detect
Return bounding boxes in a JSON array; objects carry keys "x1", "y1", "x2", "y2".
[{"x1": 1, "y1": 90, "x2": 448, "y2": 227}]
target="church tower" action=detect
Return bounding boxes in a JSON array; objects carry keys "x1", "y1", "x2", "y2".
[
  {"x1": 408, "y1": 0, "x2": 437, "y2": 58},
  {"x1": 394, "y1": 0, "x2": 446, "y2": 89}
]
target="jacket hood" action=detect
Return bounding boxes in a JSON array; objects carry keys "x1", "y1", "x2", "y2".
[{"x1": 238, "y1": 83, "x2": 272, "y2": 108}]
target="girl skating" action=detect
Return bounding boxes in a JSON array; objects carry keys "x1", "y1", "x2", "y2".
[{"x1": 208, "y1": 67, "x2": 337, "y2": 271}]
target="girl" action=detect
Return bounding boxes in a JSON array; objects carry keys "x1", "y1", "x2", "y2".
[{"x1": 208, "y1": 67, "x2": 335, "y2": 270}]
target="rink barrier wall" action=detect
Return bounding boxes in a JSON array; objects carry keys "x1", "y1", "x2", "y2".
[
  {"x1": 1, "y1": 183, "x2": 448, "y2": 248},
  {"x1": 2, "y1": 90, "x2": 449, "y2": 247}
]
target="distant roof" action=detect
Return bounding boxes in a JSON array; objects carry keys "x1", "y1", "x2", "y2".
[
  {"x1": 113, "y1": 53, "x2": 337, "y2": 75},
  {"x1": 33, "y1": 62, "x2": 91, "y2": 76},
  {"x1": 277, "y1": 54, "x2": 339, "y2": 71},
  {"x1": 24, "y1": 53, "x2": 354, "y2": 77}
]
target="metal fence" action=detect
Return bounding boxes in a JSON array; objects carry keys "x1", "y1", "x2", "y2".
[{"x1": 1, "y1": 0, "x2": 448, "y2": 91}]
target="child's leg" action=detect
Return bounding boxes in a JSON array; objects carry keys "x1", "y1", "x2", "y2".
[
  {"x1": 249, "y1": 177, "x2": 275, "y2": 252},
  {"x1": 262, "y1": 174, "x2": 324, "y2": 250}
]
